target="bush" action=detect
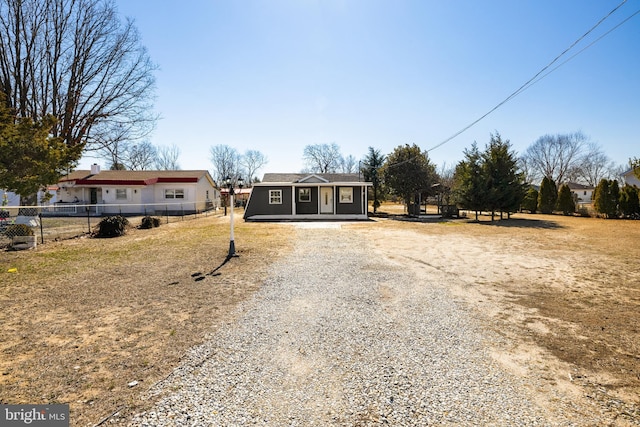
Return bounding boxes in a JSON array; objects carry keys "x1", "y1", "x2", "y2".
[
  {"x1": 140, "y1": 216, "x2": 161, "y2": 229},
  {"x1": 5, "y1": 224, "x2": 34, "y2": 237},
  {"x1": 521, "y1": 187, "x2": 538, "y2": 213},
  {"x1": 556, "y1": 184, "x2": 576, "y2": 215},
  {"x1": 94, "y1": 215, "x2": 130, "y2": 238}
]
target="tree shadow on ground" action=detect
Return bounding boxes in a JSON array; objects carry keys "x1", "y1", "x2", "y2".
[
  {"x1": 389, "y1": 214, "x2": 564, "y2": 230},
  {"x1": 467, "y1": 217, "x2": 564, "y2": 230}
]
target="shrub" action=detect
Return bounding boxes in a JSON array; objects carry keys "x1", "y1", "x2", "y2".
[
  {"x1": 140, "y1": 216, "x2": 161, "y2": 229},
  {"x1": 5, "y1": 224, "x2": 34, "y2": 237},
  {"x1": 538, "y1": 176, "x2": 557, "y2": 214},
  {"x1": 94, "y1": 215, "x2": 130, "y2": 238},
  {"x1": 521, "y1": 187, "x2": 538, "y2": 213},
  {"x1": 556, "y1": 184, "x2": 576, "y2": 215}
]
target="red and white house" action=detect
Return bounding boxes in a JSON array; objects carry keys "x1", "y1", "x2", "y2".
[{"x1": 55, "y1": 165, "x2": 220, "y2": 215}]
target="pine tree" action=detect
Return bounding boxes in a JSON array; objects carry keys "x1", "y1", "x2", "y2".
[
  {"x1": 619, "y1": 186, "x2": 640, "y2": 218},
  {"x1": 361, "y1": 147, "x2": 386, "y2": 213},
  {"x1": 482, "y1": 133, "x2": 526, "y2": 220},
  {"x1": 454, "y1": 143, "x2": 487, "y2": 221},
  {"x1": 522, "y1": 187, "x2": 538, "y2": 213},
  {"x1": 538, "y1": 176, "x2": 558, "y2": 214},
  {"x1": 556, "y1": 184, "x2": 576, "y2": 215},
  {"x1": 593, "y1": 179, "x2": 620, "y2": 218}
]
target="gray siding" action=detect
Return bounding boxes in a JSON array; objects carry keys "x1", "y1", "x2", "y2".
[
  {"x1": 244, "y1": 186, "x2": 292, "y2": 218},
  {"x1": 336, "y1": 186, "x2": 364, "y2": 215},
  {"x1": 295, "y1": 187, "x2": 318, "y2": 214}
]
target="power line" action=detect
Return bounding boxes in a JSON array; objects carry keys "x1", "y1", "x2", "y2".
[{"x1": 424, "y1": 0, "x2": 634, "y2": 154}]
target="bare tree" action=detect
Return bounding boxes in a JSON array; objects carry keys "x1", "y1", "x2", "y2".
[
  {"x1": 340, "y1": 154, "x2": 358, "y2": 173},
  {"x1": 210, "y1": 144, "x2": 241, "y2": 184},
  {"x1": 0, "y1": 0, "x2": 157, "y2": 165},
  {"x1": 241, "y1": 149, "x2": 267, "y2": 185},
  {"x1": 522, "y1": 132, "x2": 588, "y2": 184},
  {"x1": 156, "y1": 144, "x2": 181, "y2": 170},
  {"x1": 127, "y1": 141, "x2": 157, "y2": 170},
  {"x1": 517, "y1": 155, "x2": 538, "y2": 185},
  {"x1": 303, "y1": 143, "x2": 342, "y2": 173},
  {"x1": 575, "y1": 143, "x2": 614, "y2": 187}
]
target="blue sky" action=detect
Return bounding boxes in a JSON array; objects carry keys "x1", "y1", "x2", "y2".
[{"x1": 81, "y1": 0, "x2": 640, "y2": 176}]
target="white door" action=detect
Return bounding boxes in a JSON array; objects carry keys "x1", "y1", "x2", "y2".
[{"x1": 320, "y1": 187, "x2": 333, "y2": 214}]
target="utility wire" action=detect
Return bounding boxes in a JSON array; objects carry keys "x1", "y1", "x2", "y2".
[
  {"x1": 520, "y1": 8, "x2": 640, "y2": 94},
  {"x1": 425, "y1": 0, "x2": 631, "y2": 154}
]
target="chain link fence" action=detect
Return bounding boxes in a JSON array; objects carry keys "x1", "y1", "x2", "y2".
[{"x1": 1, "y1": 202, "x2": 225, "y2": 249}]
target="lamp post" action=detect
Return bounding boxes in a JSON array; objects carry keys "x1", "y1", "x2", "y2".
[{"x1": 224, "y1": 175, "x2": 244, "y2": 258}]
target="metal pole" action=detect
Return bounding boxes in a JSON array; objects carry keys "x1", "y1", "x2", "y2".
[{"x1": 228, "y1": 189, "x2": 235, "y2": 258}]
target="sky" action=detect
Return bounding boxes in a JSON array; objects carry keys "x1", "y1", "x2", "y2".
[{"x1": 80, "y1": 0, "x2": 640, "y2": 178}]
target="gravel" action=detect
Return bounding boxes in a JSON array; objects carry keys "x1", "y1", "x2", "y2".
[{"x1": 129, "y1": 226, "x2": 590, "y2": 426}]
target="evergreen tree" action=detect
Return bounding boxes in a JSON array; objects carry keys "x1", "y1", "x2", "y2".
[
  {"x1": 0, "y1": 92, "x2": 82, "y2": 203},
  {"x1": 619, "y1": 186, "x2": 640, "y2": 218},
  {"x1": 383, "y1": 144, "x2": 437, "y2": 209},
  {"x1": 361, "y1": 147, "x2": 386, "y2": 213},
  {"x1": 556, "y1": 184, "x2": 576, "y2": 215},
  {"x1": 593, "y1": 179, "x2": 620, "y2": 218},
  {"x1": 522, "y1": 187, "x2": 538, "y2": 213},
  {"x1": 538, "y1": 176, "x2": 558, "y2": 214},
  {"x1": 454, "y1": 143, "x2": 487, "y2": 221},
  {"x1": 482, "y1": 133, "x2": 526, "y2": 220}
]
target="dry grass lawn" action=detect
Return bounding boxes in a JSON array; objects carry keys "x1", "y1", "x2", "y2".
[
  {"x1": 1, "y1": 204, "x2": 639, "y2": 425},
  {"x1": 0, "y1": 211, "x2": 292, "y2": 426}
]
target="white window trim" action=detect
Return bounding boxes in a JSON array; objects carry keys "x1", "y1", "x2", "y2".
[
  {"x1": 339, "y1": 187, "x2": 353, "y2": 203},
  {"x1": 269, "y1": 189, "x2": 282, "y2": 204},
  {"x1": 115, "y1": 188, "x2": 127, "y2": 200},
  {"x1": 298, "y1": 188, "x2": 311, "y2": 202},
  {"x1": 165, "y1": 188, "x2": 185, "y2": 199}
]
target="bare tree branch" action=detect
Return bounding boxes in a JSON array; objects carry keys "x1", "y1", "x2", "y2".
[{"x1": 0, "y1": 0, "x2": 157, "y2": 166}]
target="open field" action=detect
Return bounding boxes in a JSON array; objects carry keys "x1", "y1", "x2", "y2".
[{"x1": 1, "y1": 204, "x2": 639, "y2": 425}]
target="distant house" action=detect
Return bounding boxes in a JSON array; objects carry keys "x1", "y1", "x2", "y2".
[
  {"x1": 623, "y1": 168, "x2": 640, "y2": 187},
  {"x1": 243, "y1": 173, "x2": 371, "y2": 221},
  {"x1": 567, "y1": 182, "x2": 594, "y2": 205},
  {"x1": 54, "y1": 164, "x2": 220, "y2": 215}
]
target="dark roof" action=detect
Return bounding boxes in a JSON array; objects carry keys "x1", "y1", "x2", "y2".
[
  {"x1": 59, "y1": 170, "x2": 215, "y2": 186},
  {"x1": 262, "y1": 173, "x2": 363, "y2": 183},
  {"x1": 566, "y1": 182, "x2": 593, "y2": 190}
]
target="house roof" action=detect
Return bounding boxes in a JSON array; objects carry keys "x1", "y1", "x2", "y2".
[
  {"x1": 59, "y1": 170, "x2": 216, "y2": 186},
  {"x1": 261, "y1": 173, "x2": 365, "y2": 183},
  {"x1": 566, "y1": 182, "x2": 593, "y2": 190}
]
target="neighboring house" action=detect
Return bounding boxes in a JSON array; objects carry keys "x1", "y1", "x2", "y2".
[
  {"x1": 567, "y1": 182, "x2": 594, "y2": 205},
  {"x1": 54, "y1": 164, "x2": 220, "y2": 215},
  {"x1": 623, "y1": 168, "x2": 640, "y2": 187},
  {"x1": 244, "y1": 173, "x2": 371, "y2": 221},
  {"x1": 220, "y1": 187, "x2": 253, "y2": 207}
]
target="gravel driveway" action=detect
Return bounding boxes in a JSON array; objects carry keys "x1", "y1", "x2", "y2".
[{"x1": 130, "y1": 225, "x2": 584, "y2": 426}]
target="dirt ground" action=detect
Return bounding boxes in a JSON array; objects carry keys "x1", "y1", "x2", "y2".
[
  {"x1": 1, "y1": 206, "x2": 639, "y2": 426},
  {"x1": 350, "y1": 208, "x2": 640, "y2": 424}
]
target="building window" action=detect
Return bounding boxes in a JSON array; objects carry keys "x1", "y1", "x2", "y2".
[
  {"x1": 115, "y1": 189, "x2": 127, "y2": 200},
  {"x1": 165, "y1": 189, "x2": 185, "y2": 199},
  {"x1": 269, "y1": 190, "x2": 282, "y2": 204},
  {"x1": 339, "y1": 187, "x2": 353, "y2": 203},
  {"x1": 298, "y1": 188, "x2": 311, "y2": 202}
]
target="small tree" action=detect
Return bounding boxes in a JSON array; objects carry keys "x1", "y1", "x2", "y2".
[
  {"x1": 0, "y1": 92, "x2": 82, "y2": 204},
  {"x1": 556, "y1": 184, "x2": 576, "y2": 215},
  {"x1": 361, "y1": 147, "x2": 386, "y2": 213},
  {"x1": 593, "y1": 179, "x2": 620, "y2": 218},
  {"x1": 383, "y1": 144, "x2": 437, "y2": 210},
  {"x1": 522, "y1": 187, "x2": 538, "y2": 213},
  {"x1": 619, "y1": 186, "x2": 640, "y2": 218},
  {"x1": 453, "y1": 143, "x2": 487, "y2": 221},
  {"x1": 538, "y1": 176, "x2": 557, "y2": 214}
]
